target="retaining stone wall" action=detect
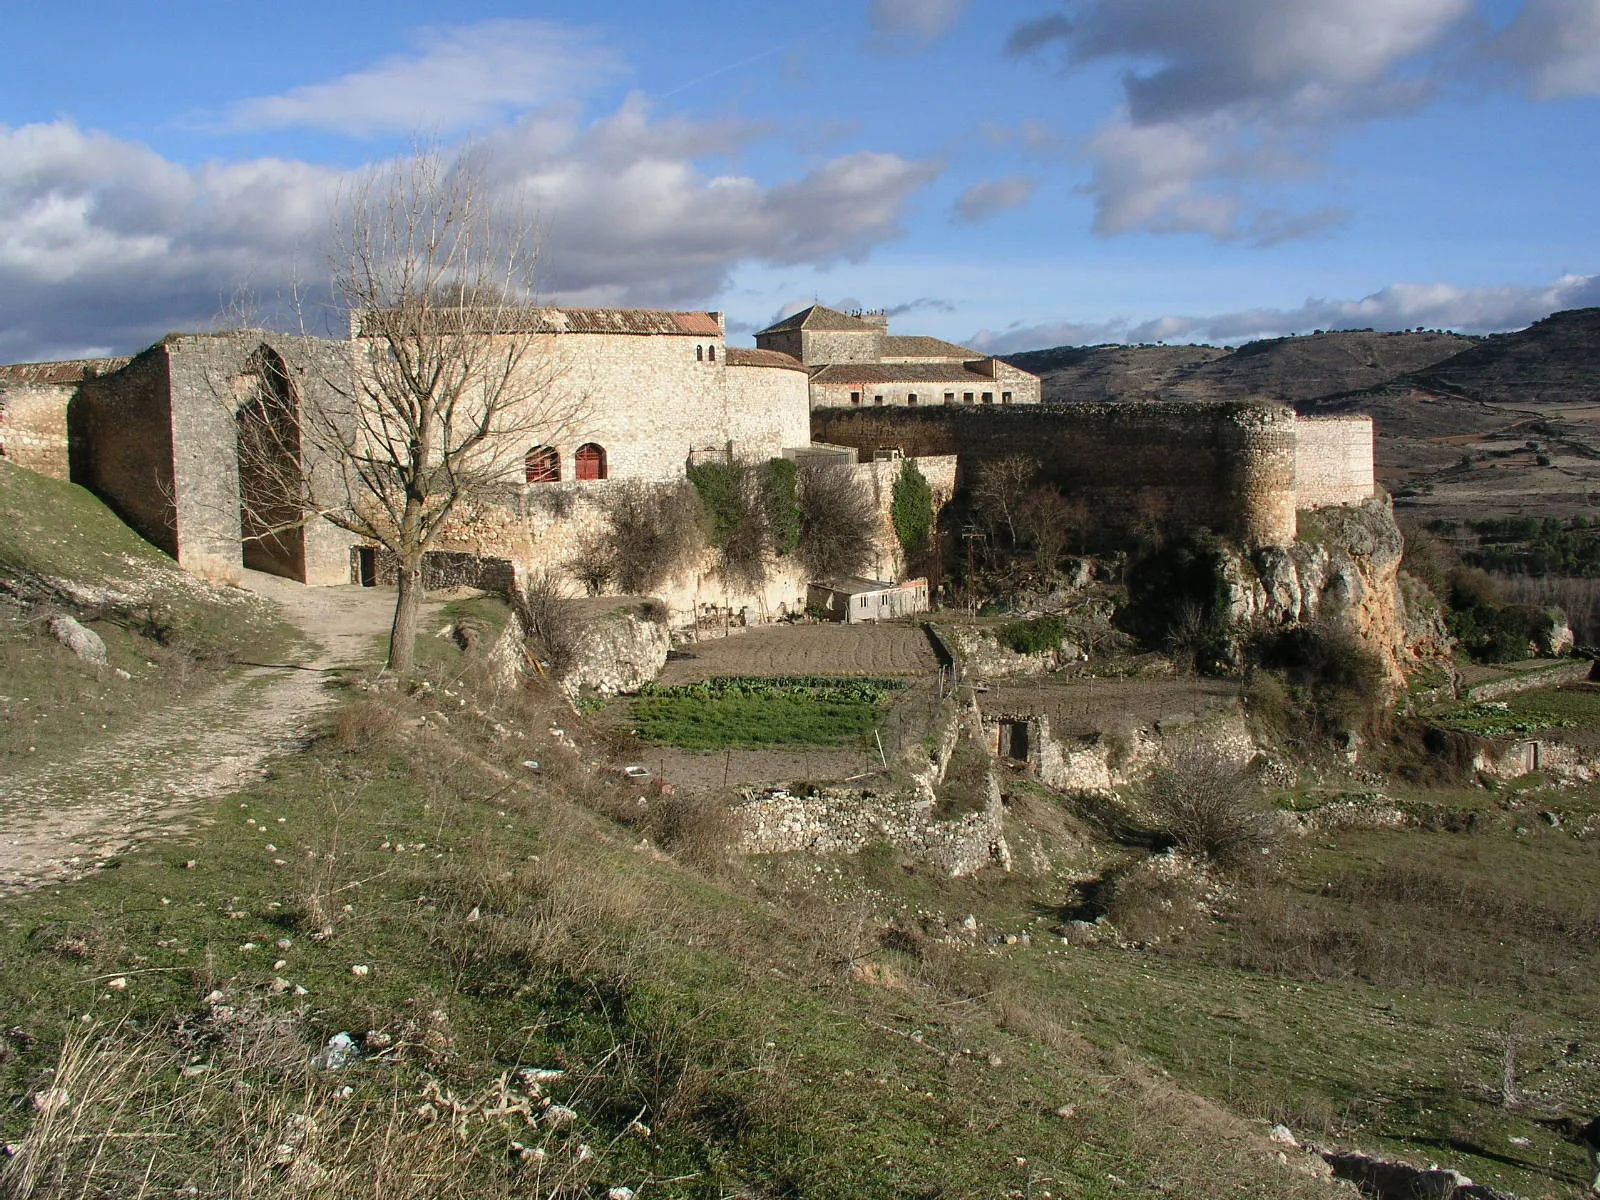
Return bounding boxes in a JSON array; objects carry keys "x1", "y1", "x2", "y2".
[{"x1": 0, "y1": 384, "x2": 74, "y2": 478}]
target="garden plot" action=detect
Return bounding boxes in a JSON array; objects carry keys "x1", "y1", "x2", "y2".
[
  {"x1": 980, "y1": 676, "x2": 1244, "y2": 738},
  {"x1": 657, "y1": 623, "x2": 937, "y2": 684}
]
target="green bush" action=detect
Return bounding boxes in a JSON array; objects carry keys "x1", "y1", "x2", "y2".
[
  {"x1": 890, "y1": 459, "x2": 934, "y2": 555},
  {"x1": 997, "y1": 614, "x2": 1067, "y2": 655}
]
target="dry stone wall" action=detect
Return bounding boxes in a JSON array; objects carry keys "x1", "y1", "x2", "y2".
[
  {"x1": 0, "y1": 384, "x2": 74, "y2": 478},
  {"x1": 814, "y1": 402, "x2": 1300, "y2": 546}
]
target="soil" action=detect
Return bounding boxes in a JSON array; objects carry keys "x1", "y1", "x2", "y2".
[
  {"x1": 657, "y1": 622, "x2": 938, "y2": 683},
  {"x1": 0, "y1": 572, "x2": 432, "y2": 895}
]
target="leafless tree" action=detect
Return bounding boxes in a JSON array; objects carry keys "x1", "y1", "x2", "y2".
[
  {"x1": 971, "y1": 454, "x2": 1037, "y2": 546},
  {"x1": 1018, "y1": 485, "x2": 1085, "y2": 570},
  {"x1": 238, "y1": 144, "x2": 582, "y2": 673},
  {"x1": 796, "y1": 462, "x2": 877, "y2": 581}
]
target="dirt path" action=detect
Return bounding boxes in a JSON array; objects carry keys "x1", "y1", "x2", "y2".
[{"x1": 0, "y1": 571, "x2": 414, "y2": 894}]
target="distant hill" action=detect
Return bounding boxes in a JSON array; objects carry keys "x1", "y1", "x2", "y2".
[
  {"x1": 1003, "y1": 329, "x2": 1475, "y2": 406},
  {"x1": 1406, "y1": 307, "x2": 1600, "y2": 408}
]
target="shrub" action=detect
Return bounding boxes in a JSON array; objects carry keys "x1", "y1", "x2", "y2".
[
  {"x1": 1122, "y1": 536, "x2": 1232, "y2": 671},
  {"x1": 1250, "y1": 621, "x2": 1390, "y2": 740},
  {"x1": 512, "y1": 568, "x2": 581, "y2": 677},
  {"x1": 1141, "y1": 742, "x2": 1279, "y2": 868},
  {"x1": 688, "y1": 458, "x2": 801, "y2": 588},
  {"x1": 582, "y1": 480, "x2": 706, "y2": 594},
  {"x1": 890, "y1": 458, "x2": 934, "y2": 555},
  {"x1": 998, "y1": 614, "x2": 1067, "y2": 655},
  {"x1": 797, "y1": 462, "x2": 878, "y2": 581}
]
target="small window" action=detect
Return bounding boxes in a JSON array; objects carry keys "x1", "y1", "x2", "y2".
[
  {"x1": 696, "y1": 345, "x2": 704, "y2": 361},
  {"x1": 575, "y1": 442, "x2": 607, "y2": 481},
  {"x1": 851, "y1": 391, "x2": 861, "y2": 405},
  {"x1": 1002, "y1": 391, "x2": 1013, "y2": 404},
  {"x1": 963, "y1": 392, "x2": 974, "y2": 404},
  {"x1": 859, "y1": 596, "x2": 868, "y2": 609},
  {"x1": 874, "y1": 395, "x2": 884, "y2": 405},
  {"x1": 944, "y1": 392, "x2": 955, "y2": 404},
  {"x1": 907, "y1": 393, "x2": 919, "y2": 406},
  {"x1": 982, "y1": 392, "x2": 994, "y2": 405},
  {"x1": 525, "y1": 445, "x2": 560, "y2": 483},
  {"x1": 708, "y1": 345, "x2": 716, "y2": 362}
]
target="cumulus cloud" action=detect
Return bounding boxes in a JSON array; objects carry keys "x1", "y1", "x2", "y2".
[
  {"x1": 0, "y1": 108, "x2": 938, "y2": 361},
  {"x1": 970, "y1": 272, "x2": 1600, "y2": 354},
  {"x1": 1008, "y1": 0, "x2": 1475, "y2": 240},
  {"x1": 1488, "y1": 0, "x2": 1600, "y2": 98},
  {"x1": 869, "y1": 0, "x2": 971, "y2": 43},
  {"x1": 227, "y1": 19, "x2": 624, "y2": 136},
  {"x1": 953, "y1": 175, "x2": 1037, "y2": 223}
]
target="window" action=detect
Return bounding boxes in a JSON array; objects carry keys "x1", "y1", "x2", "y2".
[
  {"x1": 963, "y1": 392, "x2": 974, "y2": 404},
  {"x1": 982, "y1": 392, "x2": 994, "y2": 405},
  {"x1": 696, "y1": 345, "x2": 704, "y2": 361},
  {"x1": 851, "y1": 391, "x2": 861, "y2": 405},
  {"x1": 1002, "y1": 391, "x2": 1013, "y2": 405},
  {"x1": 944, "y1": 392, "x2": 955, "y2": 404},
  {"x1": 859, "y1": 596, "x2": 868, "y2": 609},
  {"x1": 907, "y1": 393, "x2": 919, "y2": 406},
  {"x1": 525, "y1": 445, "x2": 560, "y2": 483},
  {"x1": 873, "y1": 395, "x2": 884, "y2": 405},
  {"x1": 708, "y1": 345, "x2": 716, "y2": 362},
  {"x1": 575, "y1": 443, "x2": 607, "y2": 481}
]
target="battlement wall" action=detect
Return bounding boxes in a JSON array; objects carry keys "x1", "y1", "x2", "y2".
[
  {"x1": 1295, "y1": 416, "x2": 1374, "y2": 509},
  {"x1": 811, "y1": 402, "x2": 1300, "y2": 546}
]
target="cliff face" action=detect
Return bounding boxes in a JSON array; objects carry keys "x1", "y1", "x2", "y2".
[{"x1": 1219, "y1": 498, "x2": 1447, "y2": 686}]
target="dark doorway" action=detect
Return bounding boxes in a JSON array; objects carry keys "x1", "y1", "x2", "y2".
[
  {"x1": 355, "y1": 546, "x2": 378, "y2": 587},
  {"x1": 236, "y1": 346, "x2": 306, "y2": 580},
  {"x1": 999, "y1": 719, "x2": 1031, "y2": 762}
]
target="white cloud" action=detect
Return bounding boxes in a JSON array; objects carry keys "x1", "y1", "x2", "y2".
[
  {"x1": 971, "y1": 272, "x2": 1600, "y2": 354},
  {"x1": 227, "y1": 19, "x2": 624, "y2": 136},
  {"x1": 1489, "y1": 0, "x2": 1600, "y2": 99},
  {"x1": 0, "y1": 109, "x2": 939, "y2": 360},
  {"x1": 1008, "y1": 0, "x2": 1474, "y2": 240},
  {"x1": 954, "y1": 175, "x2": 1037, "y2": 223},
  {"x1": 869, "y1": 0, "x2": 971, "y2": 42}
]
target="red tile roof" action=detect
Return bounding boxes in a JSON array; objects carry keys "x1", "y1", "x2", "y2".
[
  {"x1": 725, "y1": 347, "x2": 808, "y2": 371},
  {"x1": 756, "y1": 305, "x2": 880, "y2": 334},
  {"x1": 355, "y1": 307, "x2": 723, "y2": 337},
  {"x1": 810, "y1": 362, "x2": 995, "y2": 385},
  {"x1": 0, "y1": 357, "x2": 130, "y2": 385}
]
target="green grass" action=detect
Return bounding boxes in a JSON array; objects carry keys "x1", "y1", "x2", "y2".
[{"x1": 627, "y1": 677, "x2": 905, "y2": 750}]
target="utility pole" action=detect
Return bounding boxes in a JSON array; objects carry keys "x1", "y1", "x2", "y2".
[{"x1": 961, "y1": 526, "x2": 985, "y2": 617}]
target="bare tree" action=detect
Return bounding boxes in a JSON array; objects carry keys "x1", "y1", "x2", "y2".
[
  {"x1": 971, "y1": 455, "x2": 1037, "y2": 546},
  {"x1": 796, "y1": 462, "x2": 877, "y2": 581},
  {"x1": 239, "y1": 144, "x2": 581, "y2": 673},
  {"x1": 1018, "y1": 485, "x2": 1085, "y2": 571}
]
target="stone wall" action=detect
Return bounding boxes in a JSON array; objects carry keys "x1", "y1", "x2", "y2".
[
  {"x1": 1295, "y1": 416, "x2": 1374, "y2": 509},
  {"x1": 72, "y1": 348, "x2": 179, "y2": 558},
  {"x1": 813, "y1": 402, "x2": 1299, "y2": 547},
  {"x1": 0, "y1": 384, "x2": 74, "y2": 478}
]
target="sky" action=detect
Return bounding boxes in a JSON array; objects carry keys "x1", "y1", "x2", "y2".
[{"x1": 1, "y1": 0, "x2": 1596, "y2": 362}]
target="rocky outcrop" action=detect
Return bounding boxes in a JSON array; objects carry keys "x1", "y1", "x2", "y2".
[
  {"x1": 49, "y1": 614, "x2": 107, "y2": 667},
  {"x1": 1220, "y1": 497, "x2": 1441, "y2": 685},
  {"x1": 559, "y1": 605, "x2": 670, "y2": 699}
]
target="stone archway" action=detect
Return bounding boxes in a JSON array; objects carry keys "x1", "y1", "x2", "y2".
[{"x1": 235, "y1": 345, "x2": 306, "y2": 580}]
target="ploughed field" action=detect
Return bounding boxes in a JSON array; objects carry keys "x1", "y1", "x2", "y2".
[{"x1": 656, "y1": 622, "x2": 938, "y2": 684}]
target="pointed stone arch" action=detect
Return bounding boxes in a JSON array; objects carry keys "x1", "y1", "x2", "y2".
[{"x1": 235, "y1": 344, "x2": 306, "y2": 579}]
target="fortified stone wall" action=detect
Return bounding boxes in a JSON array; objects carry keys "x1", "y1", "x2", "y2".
[
  {"x1": 0, "y1": 384, "x2": 74, "y2": 478},
  {"x1": 72, "y1": 349, "x2": 178, "y2": 558},
  {"x1": 813, "y1": 402, "x2": 1299, "y2": 547},
  {"x1": 853, "y1": 455, "x2": 957, "y2": 579},
  {"x1": 1295, "y1": 416, "x2": 1375, "y2": 509}
]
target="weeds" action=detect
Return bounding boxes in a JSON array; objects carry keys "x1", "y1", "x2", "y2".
[{"x1": 1140, "y1": 742, "x2": 1279, "y2": 868}]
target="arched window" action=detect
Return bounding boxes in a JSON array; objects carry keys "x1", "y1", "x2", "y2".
[
  {"x1": 707, "y1": 345, "x2": 716, "y2": 362},
  {"x1": 696, "y1": 345, "x2": 704, "y2": 361},
  {"x1": 575, "y1": 443, "x2": 607, "y2": 481},
  {"x1": 525, "y1": 445, "x2": 560, "y2": 483}
]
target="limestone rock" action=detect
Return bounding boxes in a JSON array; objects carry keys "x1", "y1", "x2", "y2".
[
  {"x1": 48, "y1": 615, "x2": 107, "y2": 666},
  {"x1": 560, "y1": 605, "x2": 670, "y2": 699}
]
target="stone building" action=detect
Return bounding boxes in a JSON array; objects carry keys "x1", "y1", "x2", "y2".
[
  {"x1": 0, "y1": 358, "x2": 128, "y2": 479},
  {"x1": 753, "y1": 305, "x2": 1042, "y2": 410}
]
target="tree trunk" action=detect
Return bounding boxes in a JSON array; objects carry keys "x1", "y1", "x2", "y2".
[{"x1": 388, "y1": 552, "x2": 424, "y2": 674}]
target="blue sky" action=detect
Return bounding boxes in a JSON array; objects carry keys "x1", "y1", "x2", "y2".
[{"x1": 1, "y1": 0, "x2": 1596, "y2": 361}]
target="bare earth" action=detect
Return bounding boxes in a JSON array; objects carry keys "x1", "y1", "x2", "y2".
[
  {"x1": 0, "y1": 572, "x2": 414, "y2": 895},
  {"x1": 657, "y1": 622, "x2": 938, "y2": 684}
]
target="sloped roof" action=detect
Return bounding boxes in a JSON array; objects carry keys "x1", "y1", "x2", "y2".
[
  {"x1": 881, "y1": 335, "x2": 979, "y2": 360},
  {"x1": 757, "y1": 305, "x2": 879, "y2": 335},
  {"x1": 725, "y1": 347, "x2": 808, "y2": 371},
  {"x1": 810, "y1": 363, "x2": 997, "y2": 386},
  {"x1": 0, "y1": 357, "x2": 131, "y2": 385},
  {"x1": 356, "y1": 307, "x2": 722, "y2": 337}
]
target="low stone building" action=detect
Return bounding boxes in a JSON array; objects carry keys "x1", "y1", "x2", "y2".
[
  {"x1": 808, "y1": 576, "x2": 931, "y2": 624},
  {"x1": 753, "y1": 305, "x2": 1043, "y2": 409}
]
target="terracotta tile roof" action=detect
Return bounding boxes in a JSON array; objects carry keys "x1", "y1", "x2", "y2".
[
  {"x1": 0, "y1": 357, "x2": 130, "y2": 385},
  {"x1": 355, "y1": 307, "x2": 722, "y2": 337},
  {"x1": 756, "y1": 304, "x2": 879, "y2": 334},
  {"x1": 725, "y1": 347, "x2": 808, "y2": 371},
  {"x1": 811, "y1": 363, "x2": 996, "y2": 386},
  {"x1": 881, "y1": 335, "x2": 979, "y2": 360}
]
